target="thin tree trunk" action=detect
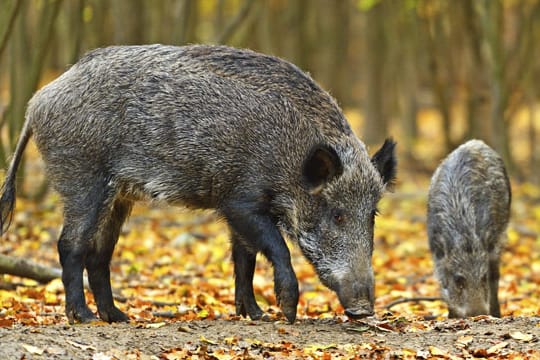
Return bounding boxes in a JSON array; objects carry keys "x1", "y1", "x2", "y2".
[
  {"x1": 476, "y1": 0, "x2": 514, "y2": 173},
  {"x1": 328, "y1": 0, "x2": 350, "y2": 106},
  {"x1": 363, "y1": 2, "x2": 386, "y2": 146},
  {"x1": 422, "y1": 15, "x2": 452, "y2": 153},
  {"x1": 215, "y1": 0, "x2": 256, "y2": 44},
  {"x1": 0, "y1": 0, "x2": 22, "y2": 60},
  {"x1": 69, "y1": 0, "x2": 85, "y2": 64},
  {"x1": 400, "y1": 6, "x2": 419, "y2": 161}
]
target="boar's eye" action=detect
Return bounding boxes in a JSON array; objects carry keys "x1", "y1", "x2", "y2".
[
  {"x1": 332, "y1": 209, "x2": 346, "y2": 225},
  {"x1": 453, "y1": 274, "x2": 466, "y2": 290}
]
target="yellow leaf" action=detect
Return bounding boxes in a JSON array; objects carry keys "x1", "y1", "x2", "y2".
[
  {"x1": 304, "y1": 343, "x2": 338, "y2": 352},
  {"x1": 22, "y1": 343, "x2": 44, "y2": 355},
  {"x1": 197, "y1": 308, "x2": 209, "y2": 319},
  {"x1": 401, "y1": 348, "x2": 417, "y2": 356},
  {"x1": 487, "y1": 341, "x2": 508, "y2": 354},
  {"x1": 509, "y1": 331, "x2": 534, "y2": 342},
  {"x1": 199, "y1": 335, "x2": 218, "y2": 345},
  {"x1": 429, "y1": 346, "x2": 448, "y2": 356},
  {"x1": 456, "y1": 335, "x2": 474, "y2": 348},
  {"x1": 145, "y1": 322, "x2": 166, "y2": 329}
]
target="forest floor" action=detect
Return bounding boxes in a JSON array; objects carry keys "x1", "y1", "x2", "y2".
[{"x1": 0, "y1": 316, "x2": 539, "y2": 359}]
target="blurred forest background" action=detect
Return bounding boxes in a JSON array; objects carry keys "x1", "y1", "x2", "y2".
[{"x1": 1, "y1": 0, "x2": 540, "y2": 186}]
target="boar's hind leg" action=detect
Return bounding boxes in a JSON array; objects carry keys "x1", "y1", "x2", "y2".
[
  {"x1": 58, "y1": 223, "x2": 97, "y2": 324},
  {"x1": 58, "y1": 181, "x2": 117, "y2": 324},
  {"x1": 224, "y1": 201, "x2": 299, "y2": 323},
  {"x1": 85, "y1": 198, "x2": 132, "y2": 323},
  {"x1": 231, "y1": 233, "x2": 264, "y2": 320}
]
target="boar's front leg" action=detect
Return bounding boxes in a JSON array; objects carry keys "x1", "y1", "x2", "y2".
[
  {"x1": 488, "y1": 258, "x2": 501, "y2": 317},
  {"x1": 224, "y1": 200, "x2": 299, "y2": 323},
  {"x1": 231, "y1": 234, "x2": 264, "y2": 320}
]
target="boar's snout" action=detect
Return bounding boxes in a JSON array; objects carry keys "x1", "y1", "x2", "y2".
[{"x1": 336, "y1": 278, "x2": 375, "y2": 319}]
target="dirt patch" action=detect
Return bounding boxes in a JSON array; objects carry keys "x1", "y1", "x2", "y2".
[{"x1": 0, "y1": 316, "x2": 539, "y2": 359}]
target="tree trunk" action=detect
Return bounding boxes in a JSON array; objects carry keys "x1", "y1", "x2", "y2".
[
  {"x1": 475, "y1": 0, "x2": 514, "y2": 173},
  {"x1": 422, "y1": 12, "x2": 452, "y2": 154},
  {"x1": 400, "y1": 6, "x2": 419, "y2": 161},
  {"x1": 363, "y1": 2, "x2": 387, "y2": 146},
  {"x1": 328, "y1": 0, "x2": 350, "y2": 106}
]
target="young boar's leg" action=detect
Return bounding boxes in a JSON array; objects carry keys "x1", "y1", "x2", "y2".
[
  {"x1": 224, "y1": 200, "x2": 299, "y2": 323},
  {"x1": 85, "y1": 198, "x2": 132, "y2": 323},
  {"x1": 488, "y1": 258, "x2": 501, "y2": 317},
  {"x1": 231, "y1": 234, "x2": 264, "y2": 320},
  {"x1": 58, "y1": 180, "x2": 115, "y2": 324}
]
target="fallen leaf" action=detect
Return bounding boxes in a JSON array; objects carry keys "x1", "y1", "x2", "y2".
[
  {"x1": 145, "y1": 321, "x2": 167, "y2": 329},
  {"x1": 0, "y1": 318, "x2": 14, "y2": 327},
  {"x1": 509, "y1": 331, "x2": 534, "y2": 342},
  {"x1": 487, "y1": 341, "x2": 508, "y2": 355},
  {"x1": 22, "y1": 343, "x2": 44, "y2": 355},
  {"x1": 455, "y1": 335, "x2": 473, "y2": 348},
  {"x1": 200, "y1": 335, "x2": 218, "y2": 345},
  {"x1": 429, "y1": 345, "x2": 449, "y2": 356},
  {"x1": 304, "y1": 343, "x2": 338, "y2": 351},
  {"x1": 92, "y1": 353, "x2": 113, "y2": 360},
  {"x1": 346, "y1": 324, "x2": 371, "y2": 333},
  {"x1": 66, "y1": 340, "x2": 96, "y2": 351},
  {"x1": 177, "y1": 325, "x2": 193, "y2": 333}
]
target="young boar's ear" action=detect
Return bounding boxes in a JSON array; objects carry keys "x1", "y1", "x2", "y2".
[
  {"x1": 371, "y1": 138, "x2": 397, "y2": 188},
  {"x1": 303, "y1": 144, "x2": 343, "y2": 194}
]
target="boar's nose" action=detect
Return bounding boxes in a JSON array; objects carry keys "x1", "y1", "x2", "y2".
[{"x1": 338, "y1": 282, "x2": 374, "y2": 319}]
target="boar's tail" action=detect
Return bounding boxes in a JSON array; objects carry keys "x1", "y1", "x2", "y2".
[{"x1": 0, "y1": 120, "x2": 33, "y2": 235}]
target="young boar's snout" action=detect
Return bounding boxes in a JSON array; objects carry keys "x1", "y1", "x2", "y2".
[
  {"x1": 449, "y1": 305, "x2": 490, "y2": 319},
  {"x1": 448, "y1": 296, "x2": 490, "y2": 318}
]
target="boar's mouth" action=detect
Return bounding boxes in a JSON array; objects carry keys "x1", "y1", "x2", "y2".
[
  {"x1": 344, "y1": 304, "x2": 374, "y2": 319},
  {"x1": 345, "y1": 307, "x2": 374, "y2": 319}
]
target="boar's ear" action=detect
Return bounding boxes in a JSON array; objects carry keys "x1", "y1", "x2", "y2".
[
  {"x1": 371, "y1": 138, "x2": 397, "y2": 188},
  {"x1": 303, "y1": 144, "x2": 343, "y2": 193}
]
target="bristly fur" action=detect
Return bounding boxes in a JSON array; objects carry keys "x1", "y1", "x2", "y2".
[
  {"x1": 0, "y1": 44, "x2": 397, "y2": 323},
  {"x1": 427, "y1": 139, "x2": 510, "y2": 318}
]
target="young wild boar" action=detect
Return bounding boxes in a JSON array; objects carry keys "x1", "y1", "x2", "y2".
[
  {"x1": 0, "y1": 45, "x2": 396, "y2": 324},
  {"x1": 427, "y1": 139, "x2": 510, "y2": 318}
]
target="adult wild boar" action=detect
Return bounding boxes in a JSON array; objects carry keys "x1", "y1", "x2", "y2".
[
  {"x1": 428, "y1": 139, "x2": 510, "y2": 318},
  {"x1": 0, "y1": 45, "x2": 396, "y2": 324}
]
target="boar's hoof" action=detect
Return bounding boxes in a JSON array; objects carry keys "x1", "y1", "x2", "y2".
[
  {"x1": 66, "y1": 306, "x2": 99, "y2": 324},
  {"x1": 98, "y1": 306, "x2": 130, "y2": 323},
  {"x1": 274, "y1": 273, "x2": 299, "y2": 323},
  {"x1": 277, "y1": 289, "x2": 298, "y2": 323},
  {"x1": 235, "y1": 298, "x2": 264, "y2": 320},
  {"x1": 276, "y1": 288, "x2": 299, "y2": 323},
  {"x1": 344, "y1": 307, "x2": 374, "y2": 319}
]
